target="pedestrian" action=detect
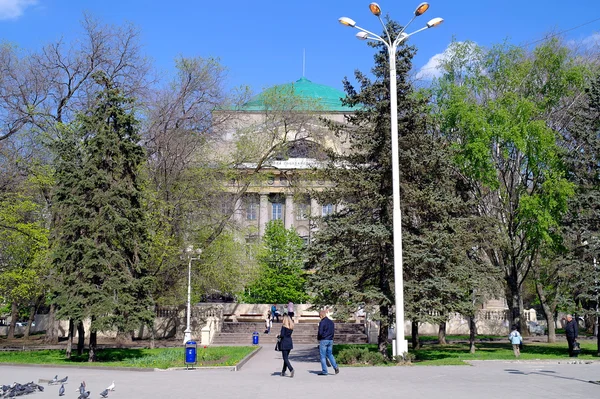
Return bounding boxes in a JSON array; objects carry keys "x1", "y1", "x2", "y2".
[
  {"x1": 271, "y1": 304, "x2": 280, "y2": 323},
  {"x1": 264, "y1": 311, "x2": 272, "y2": 334},
  {"x1": 508, "y1": 325, "x2": 522, "y2": 358},
  {"x1": 317, "y1": 310, "x2": 339, "y2": 376},
  {"x1": 279, "y1": 314, "x2": 295, "y2": 377},
  {"x1": 287, "y1": 301, "x2": 295, "y2": 318},
  {"x1": 565, "y1": 314, "x2": 579, "y2": 357}
]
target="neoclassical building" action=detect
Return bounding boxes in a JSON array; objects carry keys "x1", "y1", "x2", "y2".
[{"x1": 216, "y1": 77, "x2": 355, "y2": 243}]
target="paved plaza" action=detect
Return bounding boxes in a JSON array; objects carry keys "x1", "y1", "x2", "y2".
[{"x1": 1, "y1": 344, "x2": 599, "y2": 398}]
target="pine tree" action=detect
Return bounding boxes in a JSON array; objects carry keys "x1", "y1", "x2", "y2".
[
  {"x1": 51, "y1": 73, "x2": 153, "y2": 361},
  {"x1": 307, "y1": 21, "x2": 488, "y2": 355}
]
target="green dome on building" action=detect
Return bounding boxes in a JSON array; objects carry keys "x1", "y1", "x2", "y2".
[{"x1": 240, "y1": 77, "x2": 355, "y2": 112}]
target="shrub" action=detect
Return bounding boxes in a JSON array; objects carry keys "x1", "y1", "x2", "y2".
[{"x1": 337, "y1": 347, "x2": 386, "y2": 365}]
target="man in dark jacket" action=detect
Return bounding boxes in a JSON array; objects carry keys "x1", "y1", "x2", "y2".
[
  {"x1": 565, "y1": 314, "x2": 579, "y2": 357},
  {"x1": 317, "y1": 310, "x2": 339, "y2": 376}
]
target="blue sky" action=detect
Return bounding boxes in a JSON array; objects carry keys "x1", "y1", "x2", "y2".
[{"x1": 1, "y1": 0, "x2": 599, "y2": 96}]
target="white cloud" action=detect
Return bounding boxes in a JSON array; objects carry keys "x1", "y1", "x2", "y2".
[
  {"x1": 415, "y1": 51, "x2": 447, "y2": 81},
  {"x1": 0, "y1": 0, "x2": 37, "y2": 20},
  {"x1": 415, "y1": 41, "x2": 480, "y2": 81},
  {"x1": 581, "y1": 32, "x2": 600, "y2": 48}
]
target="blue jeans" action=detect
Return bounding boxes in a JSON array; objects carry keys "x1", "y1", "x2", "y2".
[{"x1": 319, "y1": 340, "x2": 338, "y2": 374}]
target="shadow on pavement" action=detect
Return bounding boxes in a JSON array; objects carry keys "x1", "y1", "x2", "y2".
[{"x1": 504, "y1": 368, "x2": 593, "y2": 385}]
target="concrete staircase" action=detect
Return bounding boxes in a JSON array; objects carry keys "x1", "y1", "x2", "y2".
[{"x1": 211, "y1": 321, "x2": 368, "y2": 345}]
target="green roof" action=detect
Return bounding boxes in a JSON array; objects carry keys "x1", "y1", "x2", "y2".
[{"x1": 240, "y1": 77, "x2": 355, "y2": 112}]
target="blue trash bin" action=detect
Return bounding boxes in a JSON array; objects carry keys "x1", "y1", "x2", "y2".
[
  {"x1": 185, "y1": 341, "x2": 197, "y2": 369},
  {"x1": 252, "y1": 331, "x2": 259, "y2": 345}
]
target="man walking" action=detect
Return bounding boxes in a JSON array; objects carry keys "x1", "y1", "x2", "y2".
[
  {"x1": 317, "y1": 310, "x2": 339, "y2": 376},
  {"x1": 565, "y1": 314, "x2": 579, "y2": 357}
]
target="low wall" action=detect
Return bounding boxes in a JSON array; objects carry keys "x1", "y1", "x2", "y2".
[{"x1": 1, "y1": 305, "x2": 224, "y2": 343}]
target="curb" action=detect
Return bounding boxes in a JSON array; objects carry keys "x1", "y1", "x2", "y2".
[
  {"x1": 0, "y1": 363, "x2": 153, "y2": 372},
  {"x1": 233, "y1": 345, "x2": 262, "y2": 371}
]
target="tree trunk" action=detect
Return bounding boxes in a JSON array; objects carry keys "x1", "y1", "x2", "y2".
[
  {"x1": 378, "y1": 305, "x2": 389, "y2": 358},
  {"x1": 23, "y1": 303, "x2": 36, "y2": 339},
  {"x1": 438, "y1": 321, "x2": 447, "y2": 345},
  {"x1": 7, "y1": 301, "x2": 18, "y2": 339},
  {"x1": 44, "y1": 303, "x2": 58, "y2": 344},
  {"x1": 411, "y1": 321, "x2": 420, "y2": 350},
  {"x1": 507, "y1": 275, "x2": 528, "y2": 337},
  {"x1": 469, "y1": 315, "x2": 477, "y2": 354},
  {"x1": 65, "y1": 319, "x2": 74, "y2": 359},
  {"x1": 533, "y1": 274, "x2": 557, "y2": 343},
  {"x1": 88, "y1": 329, "x2": 97, "y2": 362},
  {"x1": 77, "y1": 321, "x2": 85, "y2": 356}
]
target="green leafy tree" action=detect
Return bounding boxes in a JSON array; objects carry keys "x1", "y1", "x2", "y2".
[
  {"x1": 51, "y1": 73, "x2": 153, "y2": 361},
  {"x1": 434, "y1": 40, "x2": 578, "y2": 333},
  {"x1": 243, "y1": 220, "x2": 307, "y2": 304},
  {"x1": 0, "y1": 193, "x2": 48, "y2": 339}
]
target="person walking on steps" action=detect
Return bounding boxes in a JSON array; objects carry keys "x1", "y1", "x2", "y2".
[
  {"x1": 317, "y1": 310, "x2": 339, "y2": 376},
  {"x1": 279, "y1": 314, "x2": 295, "y2": 377},
  {"x1": 265, "y1": 311, "x2": 272, "y2": 334}
]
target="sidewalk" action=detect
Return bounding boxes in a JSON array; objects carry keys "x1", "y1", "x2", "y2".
[{"x1": 1, "y1": 344, "x2": 599, "y2": 398}]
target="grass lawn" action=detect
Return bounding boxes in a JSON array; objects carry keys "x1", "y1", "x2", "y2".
[
  {"x1": 334, "y1": 340, "x2": 599, "y2": 366},
  {"x1": 0, "y1": 346, "x2": 256, "y2": 369}
]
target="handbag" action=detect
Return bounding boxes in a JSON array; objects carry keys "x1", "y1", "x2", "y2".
[{"x1": 275, "y1": 336, "x2": 282, "y2": 352}]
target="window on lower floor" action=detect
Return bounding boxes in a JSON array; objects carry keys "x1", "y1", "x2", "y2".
[
  {"x1": 272, "y1": 202, "x2": 283, "y2": 220},
  {"x1": 322, "y1": 203, "x2": 334, "y2": 216}
]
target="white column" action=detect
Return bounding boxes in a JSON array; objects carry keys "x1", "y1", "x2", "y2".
[
  {"x1": 285, "y1": 194, "x2": 294, "y2": 229},
  {"x1": 310, "y1": 197, "x2": 320, "y2": 218},
  {"x1": 259, "y1": 194, "x2": 269, "y2": 237},
  {"x1": 233, "y1": 197, "x2": 243, "y2": 224}
]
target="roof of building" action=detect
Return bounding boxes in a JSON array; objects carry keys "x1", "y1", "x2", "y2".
[{"x1": 240, "y1": 77, "x2": 355, "y2": 112}]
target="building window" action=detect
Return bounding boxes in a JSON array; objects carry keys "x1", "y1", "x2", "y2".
[
  {"x1": 246, "y1": 197, "x2": 258, "y2": 220},
  {"x1": 296, "y1": 203, "x2": 310, "y2": 220},
  {"x1": 322, "y1": 204, "x2": 334, "y2": 216},
  {"x1": 279, "y1": 176, "x2": 288, "y2": 186},
  {"x1": 272, "y1": 202, "x2": 283, "y2": 220}
]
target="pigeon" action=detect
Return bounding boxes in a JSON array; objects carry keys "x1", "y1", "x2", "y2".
[
  {"x1": 99, "y1": 388, "x2": 109, "y2": 398},
  {"x1": 76, "y1": 381, "x2": 86, "y2": 394},
  {"x1": 78, "y1": 391, "x2": 90, "y2": 399},
  {"x1": 106, "y1": 381, "x2": 115, "y2": 391},
  {"x1": 59, "y1": 384, "x2": 65, "y2": 396},
  {"x1": 57, "y1": 376, "x2": 68, "y2": 384},
  {"x1": 49, "y1": 375, "x2": 59, "y2": 385}
]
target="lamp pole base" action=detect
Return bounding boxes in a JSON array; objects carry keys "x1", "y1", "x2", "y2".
[{"x1": 183, "y1": 328, "x2": 192, "y2": 344}]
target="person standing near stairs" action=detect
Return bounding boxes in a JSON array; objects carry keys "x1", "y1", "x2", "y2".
[
  {"x1": 279, "y1": 314, "x2": 295, "y2": 377},
  {"x1": 317, "y1": 310, "x2": 339, "y2": 376}
]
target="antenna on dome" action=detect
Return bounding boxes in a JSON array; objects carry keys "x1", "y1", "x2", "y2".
[{"x1": 303, "y1": 48, "x2": 306, "y2": 77}]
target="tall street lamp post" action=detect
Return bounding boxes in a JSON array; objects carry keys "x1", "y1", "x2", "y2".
[
  {"x1": 184, "y1": 246, "x2": 202, "y2": 344},
  {"x1": 339, "y1": 2, "x2": 443, "y2": 357}
]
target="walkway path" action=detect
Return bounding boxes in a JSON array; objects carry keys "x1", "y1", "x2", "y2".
[{"x1": 1, "y1": 344, "x2": 599, "y2": 398}]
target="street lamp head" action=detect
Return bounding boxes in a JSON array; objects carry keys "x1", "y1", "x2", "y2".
[
  {"x1": 369, "y1": 2, "x2": 382, "y2": 16},
  {"x1": 414, "y1": 2, "x2": 429, "y2": 16},
  {"x1": 356, "y1": 31, "x2": 369, "y2": 40},
  {"x1": 426, "y1": 17, "x2": 444, "y2": 28},
  {"x1": 339, "y1": 17, "x2": 356, "y2": 27}
]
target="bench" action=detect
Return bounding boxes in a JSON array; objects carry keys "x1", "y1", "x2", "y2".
[
  {"x1": 298, "y1": 314, "x2": 320, "y2": 323},
  {"x1": 223, "y1": 313, "x2": 236, "y2": 322},
  {"x1": 236, "y1": 313, "x2": 265, "y2": 322}
]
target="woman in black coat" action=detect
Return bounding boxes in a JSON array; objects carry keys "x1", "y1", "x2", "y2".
[{"x1": 279, "y1": 314, "x2": 294, "y2": 377}]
